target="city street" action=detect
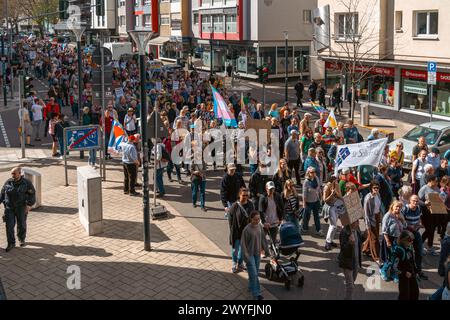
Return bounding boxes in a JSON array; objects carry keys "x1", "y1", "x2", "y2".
[{"x1": 1, "y1": 0, "x2": 450, "y2": 304}]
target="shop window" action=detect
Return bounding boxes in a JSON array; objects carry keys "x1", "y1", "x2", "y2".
[
  {"x1": 212, "y1": 0, "x2": 222, "y2": 6},
  {"x1": 415, "y1": 11, "x2": 438, "y2": 36},
  {"x1": 202, "y1": 0, "x2": 211, "y2": 6},
  {"x1": 258, "y1": 47, "x2": 276, "y2": 75},
  {"x1": 335, "y1": 12, "x2": 359, "y2": 40},
  {"x1": 277, "y1": 46, "x2": 293, "y2": 74},
  {"x1": 294, "y1": 47, "x2": 309, "y2": 73}
]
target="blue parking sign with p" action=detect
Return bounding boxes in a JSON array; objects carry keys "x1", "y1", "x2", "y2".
[{"x1": 428, "y1": 62, "x2": 437, "y2": 72}]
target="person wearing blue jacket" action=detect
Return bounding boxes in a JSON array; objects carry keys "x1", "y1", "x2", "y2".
[{"x1": 303, "y1": 148, "x2": 320, "y2": 177}]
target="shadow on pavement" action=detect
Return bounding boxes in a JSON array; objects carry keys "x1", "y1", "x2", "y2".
[
  {"x1": 32, "y1": 205, "x2": 78, "y2": 215},
  {"x1": 93, "y1": 219, "x2": 171, "y2": 243}
]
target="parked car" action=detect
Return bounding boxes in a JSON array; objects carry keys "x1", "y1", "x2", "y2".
[{"x1": 389, "y1": 121, "x2": 450, "y2": 170}]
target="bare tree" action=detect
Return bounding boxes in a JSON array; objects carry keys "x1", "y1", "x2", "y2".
[{"x1": 316, "y1": 0, "x2": 402, "y2": 121}]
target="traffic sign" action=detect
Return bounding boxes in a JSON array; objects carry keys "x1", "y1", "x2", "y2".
[
  {"x1": 428, "y1": 61, "x2": 437, "y2": 85},
  {"x1": 65, "y1": 126, "x2": 100, "y2": 151}
]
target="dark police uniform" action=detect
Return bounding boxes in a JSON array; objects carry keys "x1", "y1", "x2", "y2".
[{"x1": 0, "y1": 176, "x2": 36, "y2": 246}]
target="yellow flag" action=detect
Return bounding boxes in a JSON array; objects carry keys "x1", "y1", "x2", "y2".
[{"x1": 324, "y1": 110, "x2": 338, "y2": 128}]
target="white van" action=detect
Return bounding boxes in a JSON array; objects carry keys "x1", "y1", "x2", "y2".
[{"x1": 103, "y1": 42, "x2": 133, "y2": 61}]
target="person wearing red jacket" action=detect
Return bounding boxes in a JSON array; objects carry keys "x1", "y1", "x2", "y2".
[
  {"x1": 164, "y1": 127, "x2": 182, "y2": 183},
  {"x1": 104, "y1": 105, "x2": 116, "y2": 159},
  {"x1": 43, "y1": 98, "x2": 61, "y2": 137}
]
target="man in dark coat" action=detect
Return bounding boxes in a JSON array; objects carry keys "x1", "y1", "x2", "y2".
[
  {"x1": 220, "y1": 163, "x2": 246, "y2": 215},
  {"x1": 294, "y1": 80, "x2": 304, "y2": 108},
  {"x1": 228, "y1": 187, "x2": 254, "y2": 273},
  {"x1": 1, "y1": 167, "x2": 36, "y2": 252}
]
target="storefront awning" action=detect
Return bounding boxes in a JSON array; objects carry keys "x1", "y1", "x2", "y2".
[
  {"x1": 148, "y1": 36, "x2": 170, "y2": 46},
  {"x1": 319, "y1": 55, "x2": 450, "y2": 71}
]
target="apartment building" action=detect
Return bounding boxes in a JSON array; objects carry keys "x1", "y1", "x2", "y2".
[
  {"x1": 319, "y1": 0, "x2": 450, "y2": 122},
  {"x1": 192, "y1": 0, "x2": 319, "y2": 79},
  {"x1": 91, "y1": 0, "x2": 117, "y2": 38},
  {"x1": 148, "y1": 0, "x2": 191, "y2": 61}
]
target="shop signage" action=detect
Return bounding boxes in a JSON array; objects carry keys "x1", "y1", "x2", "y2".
[
  {"x1": 325, "y1": 61, "x2": 394, "y2": 76},
  {"x1": 402, "y1": 69, "x2": 450, "y2": 83},
  {"x1": 404, "y1": 79, "x2": 428, "y2": 95}
]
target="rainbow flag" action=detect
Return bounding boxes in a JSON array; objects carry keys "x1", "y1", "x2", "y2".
[
  {"x1": 108, "y1": 119, "x2": 128, "y2": 154},
  {"x1": 311, "y1": 101, "x2": 328, "y2": 114},
  {"x1": 211, "y1": 85, "x2": 237, "y2": 128}
]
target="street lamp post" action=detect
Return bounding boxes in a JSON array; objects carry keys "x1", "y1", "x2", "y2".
[
  {"x1": 208, "y1": 25, "x2": 214, "y2": 79},
  {"x1": 73, "y1": 27, "x2": 86, "y2": 159},
  {"x1": 128, "y1": 30, "x2": 154, "y2": 252},
  {"x1": 283, "y1": 31, "x2": 289, "y2": 103},
  {"x1": 1, "y1": 29, "x2": 6, "y2": 107}
]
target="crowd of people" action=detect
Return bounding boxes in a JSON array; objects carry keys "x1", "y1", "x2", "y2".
[{"x1": 5, "y1": 35, "x2": 450, "y2": 301}]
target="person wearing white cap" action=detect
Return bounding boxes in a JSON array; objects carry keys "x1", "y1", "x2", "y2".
[{"x1": 258, "y1": 181, "x2": 284, "y2": 244}]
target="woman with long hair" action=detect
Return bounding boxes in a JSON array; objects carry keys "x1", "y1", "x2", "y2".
[
  {"x1": 272, "y1": 158, "x2": 291, "y2": 194},
  {"x1": 381, "y1": 200, "x2": 406, "y2": 266},
  {"x1": 323, "y1": 176, "x2": 344, "y2": 250},
  {"x1": 282, "y1": 179, "x2": 303, "y2": 242}
]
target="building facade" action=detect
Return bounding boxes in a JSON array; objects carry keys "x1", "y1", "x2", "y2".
[
  {"x1": 148, "y1": 0, "x2": 191, "y2": 62},
  {"x1": 90, "y1": 0, "x2": 117, "y2": 39},
  {"x1": 319, "y1": 0, "x2": 450, "y2": 122},
  {"x1": 190, "y1": 0, "x2": 319, "y2": 79}
]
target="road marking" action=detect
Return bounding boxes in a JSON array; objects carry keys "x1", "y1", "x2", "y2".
[{"x1": 0, "y1": 114, "x2": 11, "y2": 148}]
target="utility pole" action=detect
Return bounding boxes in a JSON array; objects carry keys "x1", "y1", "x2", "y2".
[
  {"x1": 1, "y1": 30, "x2": 6, "y2": 107},
  {"x1": 284, "y1": 31, "x2": 289, "y2": 103}
]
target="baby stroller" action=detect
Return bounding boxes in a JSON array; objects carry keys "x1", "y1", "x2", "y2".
[{"x1": 264, "y1": 221, "x2": 305, "y2": 290}]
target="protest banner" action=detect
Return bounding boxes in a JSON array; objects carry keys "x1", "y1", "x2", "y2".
[
  {"x1": 336, "y1": 138, "x2": 388, "y2": 171},
  {"x1": 428, "y1": 193, "x2": 448, "y2": 214},
  {"x1": 340, "y1": 192, "x2": 364, "y2": 226},
  {"x1": 173, "y1": 81, "x2": 179, "y2": 90}
]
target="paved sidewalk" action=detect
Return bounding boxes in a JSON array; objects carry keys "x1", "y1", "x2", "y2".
[
  {"x1": 0, "y1": 157, "x2": 276, "y2": 300},
  {"x1": 0, "y1": 148, "x2": 54, "y2": 172}
]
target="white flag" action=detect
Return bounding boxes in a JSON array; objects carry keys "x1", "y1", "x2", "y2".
[{"x1": 336, "y1": 138, "x2": 388, "y2": 170}]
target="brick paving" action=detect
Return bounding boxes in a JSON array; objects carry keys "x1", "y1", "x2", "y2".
[{"x1": 0, "y1": 152, "x2": 275, "y2": 300}]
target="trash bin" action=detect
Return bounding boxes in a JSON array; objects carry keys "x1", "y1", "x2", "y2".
[
  {"x1": 21, "y1": 167, "x2": 42, "y2": 210},
  {"x1": 77, "y1": 166, "x2": 103, "y2": 236},
  {"x1": 360, "y1": 103, "x2": 369, "y2": 126}
]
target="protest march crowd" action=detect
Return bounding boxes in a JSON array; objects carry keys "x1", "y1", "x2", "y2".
[{"x1": 3, "y1": 35, "x2": 450, "y2": 301}]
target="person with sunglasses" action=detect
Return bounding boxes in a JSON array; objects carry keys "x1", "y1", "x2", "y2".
[{"x1": 362, "y1": 181, "x2": 382, "y2": 264}]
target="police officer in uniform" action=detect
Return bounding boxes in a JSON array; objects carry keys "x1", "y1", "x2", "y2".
[{"x1": 0, "y1": 167, "x2": 36, "y2": 252}]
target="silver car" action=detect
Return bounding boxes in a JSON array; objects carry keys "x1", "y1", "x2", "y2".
[{"x1": 389, "y1": 121, "x2": 450, "y2": 170}]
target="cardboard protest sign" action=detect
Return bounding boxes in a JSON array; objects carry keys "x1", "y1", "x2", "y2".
[
  {"x1": 340, "y1": 192, "x2": 364, "y2": 226},
  {"x1": 429, "y1": 193, "x2": 448, "y2": 214},
  {"x1": 245, "y1": 119, "x2": 271, "y2": 143},
  {"x1": 115, "y1": 88, "x2": 124, "y2": 97}
]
